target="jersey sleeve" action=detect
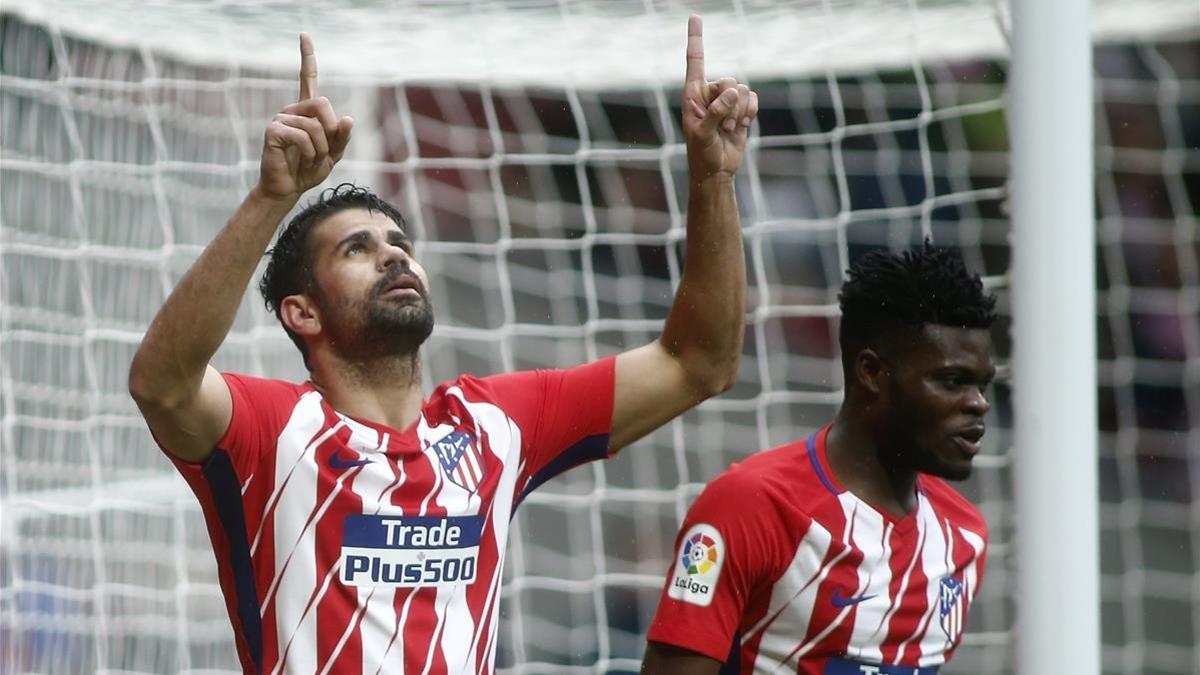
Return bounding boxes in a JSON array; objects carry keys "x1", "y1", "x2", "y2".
[
  {"x1": 479, "y1": 356, "x2": 616, "y2": 498},
  {"x1": 163, "y1": 372, "x2": 305, "y2": 483},
  {"x1": 645, "y1": 468, "x2": 795, "y2": 664}
]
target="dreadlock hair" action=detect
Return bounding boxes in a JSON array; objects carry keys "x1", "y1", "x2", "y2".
[
  {"x1": 259, "y1": 183, "x2": 408, "y2": 370},
  {"x1": 837, "y1": 241, "x2": 997, "y2": 369}
]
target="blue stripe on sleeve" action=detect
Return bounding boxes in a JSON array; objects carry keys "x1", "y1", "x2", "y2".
[
  {"x1": 513, "y1": 433, "x2": 610, "y2": 513},
  {"x1": 202, "y1": 448, "x2": 264, "y2": 674}
]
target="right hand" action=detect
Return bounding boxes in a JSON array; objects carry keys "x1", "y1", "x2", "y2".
[{"x1": 257, "y1": 33, "x2": 354, "y2": 200}]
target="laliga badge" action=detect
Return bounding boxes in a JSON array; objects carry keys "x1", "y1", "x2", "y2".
[{"x1": 667, "y1": 523, "x2": 725, "y2": 606}]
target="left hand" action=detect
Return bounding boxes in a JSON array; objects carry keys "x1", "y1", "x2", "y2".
[{"x1": 681, "y1": 15, "x2": 758, "y2": 178}]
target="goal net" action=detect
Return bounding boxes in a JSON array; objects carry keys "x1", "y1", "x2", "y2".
[{"x1": 1, "y1": 1, "x2": 1196, "y2": 673}]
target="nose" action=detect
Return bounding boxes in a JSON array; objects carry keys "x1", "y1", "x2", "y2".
[
  {"x1": 378, "y1": 240, "x2": 411, "y2": 271},
  {"x1": 964, "y1": 385, "x2": 991, "y2": 416}
]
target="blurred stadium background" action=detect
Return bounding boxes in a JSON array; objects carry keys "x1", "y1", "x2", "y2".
[{"x1": 1, "y1": 1, "x2": 1197, "y2": 673}]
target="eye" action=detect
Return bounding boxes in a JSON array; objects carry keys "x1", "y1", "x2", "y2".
[
  {"x1": 346, "y1": 243, "x2": 365, "y2": 255},
  {"x1": 939, "y1": 373, "x2": 968, "y2": 389}
]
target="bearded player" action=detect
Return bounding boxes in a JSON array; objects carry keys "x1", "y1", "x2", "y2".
[
  {"x1": 642, "y1": 244, "x2": 996, "y2": 674},
  {"x1": 128, "y1": 18, "x2": 757, "y2": 675}
]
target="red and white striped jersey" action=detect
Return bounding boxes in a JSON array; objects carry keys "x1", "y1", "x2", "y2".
[
  {"x1": 165, "y1": 358, "x2": 614, "y2": 675},
  {"x1": 647, "y1": 424, "x2": 988, "y2": 674}
]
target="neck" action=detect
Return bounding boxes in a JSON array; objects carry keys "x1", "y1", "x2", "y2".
[
  {"x1": 826, "y1": 403, "x2": 919, "y2": 517},
  {"x1": 310, "y1": 350, "x2": 425, "y2": 432}
]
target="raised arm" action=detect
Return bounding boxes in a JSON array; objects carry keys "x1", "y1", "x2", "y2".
[
  {"x1": 609, "y1": 16, "x2": 757, "y2": 451},
  {"x1": 128, "y1": 34, "x2": 353, "y2": 462}
]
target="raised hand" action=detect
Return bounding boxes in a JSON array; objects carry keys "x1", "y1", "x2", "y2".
[
  {"x1": 681, "y1": 16, "x2": 758, "y2": 178},
  {"x1": 257, "y1": 33, "x2": 354, "y2": 200}
]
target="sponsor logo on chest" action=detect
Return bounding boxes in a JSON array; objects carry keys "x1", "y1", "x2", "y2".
[
  {"x1": 822, "y1": 656, "x2": 939, "y2": 674},
  {"x1": 339, "y1": 514, "x2": 484, "y2": 587}
]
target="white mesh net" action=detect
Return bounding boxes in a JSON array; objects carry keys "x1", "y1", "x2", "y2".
[{"x1": 1, "y1": 1, "x2": 1197, "y2": 674}]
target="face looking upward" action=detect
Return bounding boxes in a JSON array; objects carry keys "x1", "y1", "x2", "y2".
[
  {"x1": 874, "y1": 324, "x2": 995, "y2": 481},
  {"x1": 297, "y1": 207, "x2": 435, "y2": 361}
]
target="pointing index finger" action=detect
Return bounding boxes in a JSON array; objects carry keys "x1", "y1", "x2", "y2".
[
  {"x1": 685, "y1": 15, "x2": 704, "y2": 85},
  {"x1": 299, "y1": 32, "x2": 318, "y2": 101}
]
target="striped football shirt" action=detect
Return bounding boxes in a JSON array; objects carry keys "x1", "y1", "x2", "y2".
[
  {"x1": 647, "y1": 424, "x2": 988, "y2": 674},
  {"x1": 165, "y1": 358, "x2": 614, "y2": 674}
]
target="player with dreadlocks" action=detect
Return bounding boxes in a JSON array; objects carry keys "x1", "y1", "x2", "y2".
[{"x1": 643, "y1": 243, "x2": 997, "y2": 674}]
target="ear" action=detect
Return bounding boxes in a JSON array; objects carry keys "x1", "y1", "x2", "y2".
[
  {"x1": 280, "y1": 294, "x2": 322, "y2": 338},
  {"x1": 854, "y1": 347, "x2": 889, "y2": 396}
]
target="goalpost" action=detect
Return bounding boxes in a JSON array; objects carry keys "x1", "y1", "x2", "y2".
[
  {"x1": 1, "y1": 1, "x2": 1197, "y2": 673},
  {"x1": 1009, "y1": 0, "x2": 1099, "y2": 672}
]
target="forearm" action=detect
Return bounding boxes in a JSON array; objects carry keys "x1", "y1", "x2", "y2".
[
  {"x1": 659, "y1": 173, "x2": 745, "y2": 393},
  {"x1": 129, "y1": 187, "x2": 296, "y2": 405}
]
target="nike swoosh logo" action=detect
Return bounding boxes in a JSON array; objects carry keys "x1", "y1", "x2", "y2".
[
  {"x1": 328, "y1": 453, "x2": 372, "y2": 470},
  {"x1": 831, "y1": 589, "x2": 877, "y2": 608}
]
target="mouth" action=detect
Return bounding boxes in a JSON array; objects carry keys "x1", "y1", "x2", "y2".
[
  {"x1": 950, "y1": 425, "x2": 985, "y2": 457},
  {"x1": 382, "y1": 286, "x2": 419, "y2": 298},
  {"x1": 376, "y1": 273, "x2": 423, "y2": 299}
]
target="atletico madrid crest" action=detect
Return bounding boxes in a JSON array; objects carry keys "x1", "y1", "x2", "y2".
[
  {"x1": 938, "y1": 575, "x2": 966, "y2": 643},
  {"x1": 433, "y1": 431, "x2": 486, "y2": 493}
]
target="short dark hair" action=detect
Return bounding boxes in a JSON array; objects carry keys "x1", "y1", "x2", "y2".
[
  {"x1": 259, "y1": 183, "x2": 408, "y2": 368},
  {"x1": 837, "y1": 242, "x2": 997, "y2": 362}
]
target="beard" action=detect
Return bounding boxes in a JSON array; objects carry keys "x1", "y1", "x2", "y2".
[
  {"x1": 360, "y1": 294, "x2": 435, "y2": 352},
  {"x1": 324, "y1": 268, "x2": 435, "y2": 360}
]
